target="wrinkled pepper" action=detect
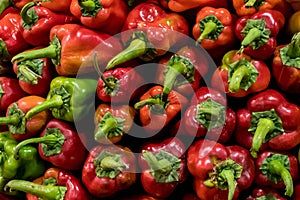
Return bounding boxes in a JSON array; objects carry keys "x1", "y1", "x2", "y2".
[
  {"x1": 11, "y1": 24, "x2": 122, "y2": 77},
  {"x1": 235, "y1": 10, "x2": 285, "y2": 60},
  {"x1": 0, "y1": 96, "x2": 51, "y2": 141},
  {"x1": 160, "y1": 0, "x2": 228, "y2": 12},
  {"x1": 211, "y1": 50, "x2": 271, "y2": 98},
  {"x1": 20, "y1": 2, "x2": 78, "y2": 46},
  {"x1": 235, "y1": 89, "x2": 300, "y2": 158},
  {"x1": 0, "y1": 77, "x2": 27, "y2": 113},
  {"x1": 155, "y1": 46, "x2": 208, "y2": 98},
  {"x1": 13, "y1": 48, "x2": 55, "y2": 97},
  {"x1": 192, "y1": 7, "x2": 237, "y2": 60},
  {"x1": 5, "y1": 167, "x2": 92, "y2": 200},
  {"x1": 0, "y1": 9, "x2": 30, "y2": 62},
  {"x1": 0, "y1": 132, "x2": 45, "y2": 195},
  {"x1": 14, "y1": 119, "x2": 87, "y2": 170},
  {"x1": 139, "y1": 137, "x2": 188, "y2": 199},
  {"x1": 25, "y1": 76, "x2": 97, "y2": 122},
  {"x1": 94, "y1": 104, "x2": 135, "y2": 144},
  {"x1": 246, "y1": 187, "x2": 287, "y2": 200},
  {"x1": 255, "y1": 150, "x2": 299, "y2": 197},
  {"x1": 182, "y1": 87, "x2": 236, "y2": 143},
  {"x1": 82, "y1": 145, "x2": 137, "y2": 198},
  {"x1": 70, "y1": 0, "x2": 130, "y2": 35},
  {"x1": 187, "y1": 139, "x2": 255, "y2": 200},
  {"x1": 105, "y1": 2, "x2": 189, "y2": 70},
  {"x1": 272, "y1": 32, "x2": 300, "y2": 94},
  {"x1": 134, "y1": 85, "x2": 188, "y2": 135}
]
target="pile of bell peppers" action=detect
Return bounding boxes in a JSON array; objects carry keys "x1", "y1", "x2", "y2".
[{"x1": 0, "y1": 0, "x2": 300, "y2": 199}]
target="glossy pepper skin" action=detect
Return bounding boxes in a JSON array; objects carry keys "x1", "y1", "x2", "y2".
[
  {"x1": 182, "y1": 87, "x2": 236, "y2": 143},
  {"x1": 14, "y1": 119, "x2": 87, "y2": 170},
  {"x1": 155, "y1": 46, "x2": 208, "y2": 98},
  {"x1": 33, "y1": 0, "x2": 72, "y2": 13},
  {"x1": 25, "y1": 76, "x2": 97, "y2": 122},
  {"x1": 105, "y1": 2, "x2": 189, "y2": 70},
  {"x1": 211, "y1": 50, "x2": 271, "y2": 98},
  {"x1": 20, "y1": 2, "x2": 78, "y2": 46},
  {"x1": 235, "y1": 89, "x2": 300, "y2": 158},
  {"x1": 94, "y1": 104, "x2": 136, "y2": 144},
  {"x1": 5, "y1": 167, "x2": 92, "y2": 200},
  {"x1": 0, "y1": 132, "x2": 46, "y2": 195},
  {"x1": 13, "y1": 48, "x2": 55, "y2": 97},
  {"x1": 12, "y1": 24, "x2": 123, "y2": 77},
  {"x1": 70, "y1": 0, "x2": 130, "y2": 35},
  {"x1": 187, "y1": 139, "x2": 255, "y2": 200},
  {"x1": 0, "y1": 77, "x2": 27, "y2": 113},
  {"x1": 0, "y1": 96, "x2": 51, "y2": 141},
  {"x1": 235, "y1": 10, "x2": 285, "y2": 60},
  {"x1": 160, "y1": 0, "x2": 228, "y2": 12},
  {"x1": 139, "y1": 137, "x2": 188, "y2": 199},
  {"x1": 0, "y1": 10, "x2": 30, "y2": 62},
  {"x1": 134, "y1": 85, "x2": 188, "y2": 135},
  {"x1": 82, "y1": 145, "x2": 137, "y2": 198},
  {"x1": 255, "y1": 150, "x2": 299, "y2": 197},
  {"x1": 272, "y1": 32, "x2": 300, "y2": 94},
  {"x1": 246, "y1": 187, "x2": 287, "y2": 200},
  {"x1": 192, "y1": 7, "x2": 236, "y2": 60}
]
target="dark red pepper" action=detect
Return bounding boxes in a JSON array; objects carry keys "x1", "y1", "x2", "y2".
[
  {"x1": 139, "y1": 137, "x2": 188, "y2": 199},
  {"x1": 246, "y1": 187, "x2": 287, "y2": 200},
  {"x1": 13, "y1": 119, "x2": 87, "y2": 170},
  {"x1": 182, "y1": 87, "x2": 236, "y2": 143},
  {"x1": 255, "y1": 150, "x2": 299, "y2": 197},
  {"x1": 235, "y1": 89, "x2": 300, "y2": 158},
  {"x1": 235, "y1": 10, "x2": 285, "y2": 60}
]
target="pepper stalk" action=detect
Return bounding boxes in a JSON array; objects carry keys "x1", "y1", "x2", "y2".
[{"x1": 197, "y1": 14, "x2": 224, "y2": 44}]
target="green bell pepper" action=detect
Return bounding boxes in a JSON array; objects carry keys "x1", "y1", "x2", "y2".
[
  {"x1": 0, "y1": 132, "x2": 46, "y2": 196},
  {"x1": 25, "y1": 76, "x2": 97, "y2": 122}
]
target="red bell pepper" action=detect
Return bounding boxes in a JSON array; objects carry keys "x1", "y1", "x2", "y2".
[
  {"x1": 20, "y1": 2, "x2": 78, "y2": 46},
  {"x1": 294, "y1": 184, "x2": 300, "y2": 200},
  {"x1": 70, "y1": 0, "x2": 130, "y2": 35},
  {"x1": 0, "y1": 9, "x2": 30, "y2": 62},
  {"x1": 235, "y1": 10, "x2": 285, "y2": 60},
  {"x1": 0, "y1": 77, "x2": 27, "y2": 113},
  {"x1": 187, "y1": 139, "x2": 255, "y2": 200},
  {"x1": 13, "y1": 48, "x2": 55, "y2": 97},
  {"x1": 11, "y1": 0, "x2": 31, "y2": 9},
  {"x1": 255, "y1": 150, "x2": 299, "y2": 197},
  {"x1": 94, "y1": 103, "x2": 136, "y2": 144},
  {"x1": 211, "y1": 50, "x2": 271, "y2": 98},
  {"x1": 246, "y1": 187, "x2": 287, "y2": 200},
  {"x1": 105, "y1": 2, "x2": 189, "y2": 70},
  {"x1": 155, "y1": 46, "x2": 208, "y2": 98},
  {"x1": 160, "y1": 0, "x2": 228, "y2": 12},
  {"x1": 82, "y1": 145, "x2": 137, "y2": 198},
  {"x1": 272, "y1": 32, "x2": 300, "y2": 94},
  {"x1": 134, "y1": 85, "x2": 188, "y2": 135},
  {"x1": 4, "y1": 167, "x2": 92, "y2": 200},
  {"x1": 235, "y1": 89, "x2": 300, "y2": 158},
  {"x1": 13, "y1": 119, "x2": 87, "y2": 170},
  {"x1": 11, "y1": 24, "x2": 122, "y2": 77},
  {"x1": 33, "y1": 0, "x2": 72, "y2": 13},
  {"x1": 139, "y1": 137, "x2": 188, "y2": 199},
  {"x1": 192, "y1": 7, "x2": 237, "y2": 60},
  {"x1": 182, "y1": 87, "x2": 236, "y2": 143},
  {"x1": 0, "y1": 95, "x2": 51, "y2": 141}
]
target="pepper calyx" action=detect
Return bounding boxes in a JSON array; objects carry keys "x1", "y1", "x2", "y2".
[
  {"x1": 0, "y1": 39, "x2": 9, "y2": 61},
  {"x1": 244, "y1": 0, "x2": 265, "y2": 9},
  {"x1": 17, "y1": 59, "x2": 44, "y2": 84},
  {"x1": 103, "y1": 75, "x2": 120, "y2": 96},
  {"x1": 7, "y1": 103, "x2": 25, "y2": 134},
  {"x1": 198, "y1": 14, "x2": 224, "y2": 43},
  {"x1": 255, "y1": 193, "x2": 277, "y2": 200},
  {"x1": 41, "y1": 128, "x2": 65, "y2": 156},
  {"x1": 280, "y1": 32, "x2": 300, "y2": 68},
  {"x1": 21, "y1": 2, "x2": 39, "y2": 30},
  {"x1": 79, "y1": 0, "x2": 102, "y2": 17}
]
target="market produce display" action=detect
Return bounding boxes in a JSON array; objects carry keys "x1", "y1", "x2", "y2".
[{"x1": 1, "y1": 0, "x2": 300, "y2": 199}]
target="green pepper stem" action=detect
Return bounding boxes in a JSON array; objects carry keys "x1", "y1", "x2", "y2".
[
  {"x1": 244, "y1": 0, "x2": 257, "y2": 7},
  {"x1": 80, "y1": 0, "x2": 95, "y2": 11},
  {"x1": 4, "y1": 180, "x2": 67, "y2": 200},
  {"x1": 238, "y1": 27, "x2": 261, "y2": 54},
  {"x1": 95, "y1": 117, "x2": 118, "y2": 140},
  {"x1": 142, "y1": 150, "x2": 172, "y2": 174},
  {"x1": 20, "y1": 2, "x2": 37, "y2": 25},
  {"x1": 18, "y1": 64, "x2": 42, "y2": 84},
  {"x1": 25, "y1": 95, "x2": 64, "y2": 119},
  {"x1": 0, "y1": 115, "x2": 20, "y2": 126},
  {"x1": 134, "y1": 98, "x2": 163, "y2": 110},
  {"x1": 100, "y1": 156, "x2": 123, "y2": 170},
  {"x1": 268, "y1": 159, "x2": 294, "y2": 197},
  {"x1": 14, "y1": 134, "x2": 60, "y2": 160},
  {"x1": 197, "y1": 20, "x2": 218, "y2": 43},
  {"x1": 228, "y1": 65, "x2": 251, "y2": 93},
  {"x1": 220, "y1": 169, "x2": 236, "y2": 200},
  {"x1": 287, "y1": 32, "x2": 300, "y2": 58},
  {"x1": 251, "y1": 118, "x2": 274, "y2": 158},
  {"x1": 106, "y1": 37, "x2": 147, "y2": 70},
  {"x1": 0, "y1": 0, "x2": 11, "y2": 16}
]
